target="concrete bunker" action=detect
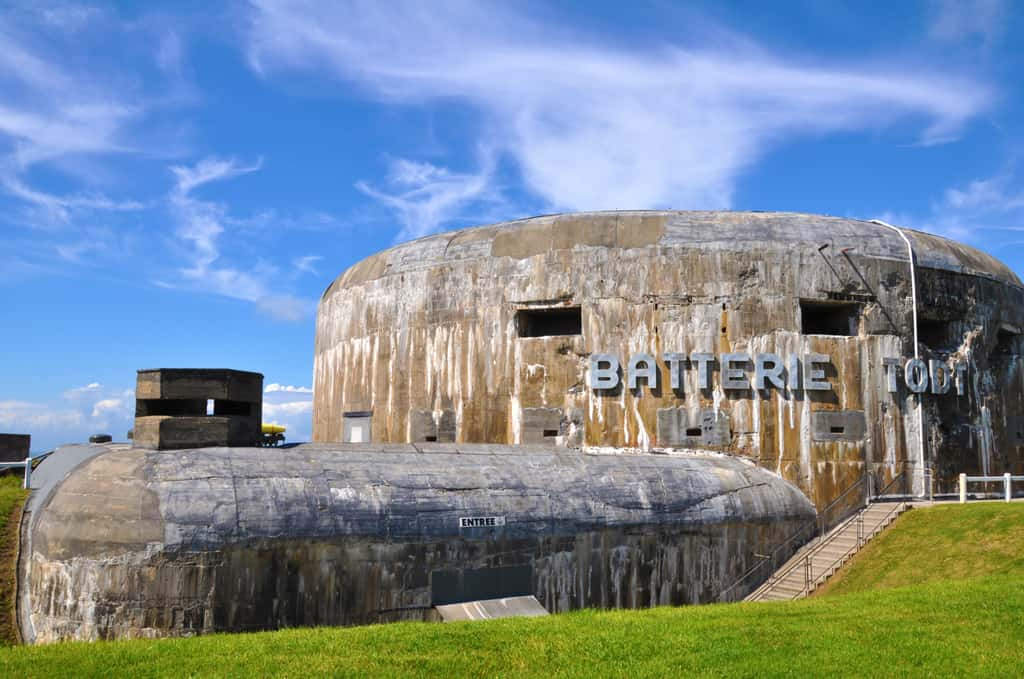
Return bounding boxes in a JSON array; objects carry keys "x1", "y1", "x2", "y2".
[
  {"x1": 20, "y1": 443, "x2": 814, "y2": 642},
  {"x1": 16, "y1": 210, "x2": 1024, "y2": 644}
]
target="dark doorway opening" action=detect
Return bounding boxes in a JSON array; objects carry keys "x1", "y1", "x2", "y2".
[{"x1": 431, "y1": 565, "x2": 534, "y2": 606}]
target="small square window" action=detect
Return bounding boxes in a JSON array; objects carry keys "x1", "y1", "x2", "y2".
[{"x1": 800, "y1": 301, "x2": 860, "y2": 336}]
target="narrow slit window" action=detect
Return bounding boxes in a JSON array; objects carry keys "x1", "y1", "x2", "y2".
[
  {"x1": 516, "y1": 307, "x2": 582, "y2": 338},
  {"x1": 685, "y1": 427, "x2": 702, "y2": 437},
  {"x1": 830, "y1": 426, "x2": 845, "y2": 434},
  {"x1": 542, "y1": 429, "x2": 559, "y2": 438},
  {"x1": 800, "y1": 301, "x2": 860, "y2": 336}
]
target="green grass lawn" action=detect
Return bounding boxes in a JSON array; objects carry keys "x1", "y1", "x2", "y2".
[
  {"x1": 0, "y1": 502, "x2": 1021, "y2": 678},
  {"x1": 820, "y1": 502, "x2": 1024, "y2": 596},
  {"x1": 0, "y1": 474, "x2": 29, "y2": 646}
]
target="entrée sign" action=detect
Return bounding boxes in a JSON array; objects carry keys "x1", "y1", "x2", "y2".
[
  {"x1": 459, "y1": 516, "x2": 506, "y2": 529},
  {"x1": 589, "y1": 352, "x2": 967, "y2": 396}
]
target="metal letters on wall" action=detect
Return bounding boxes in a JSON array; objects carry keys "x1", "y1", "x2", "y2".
[{"x1": 590, "y1": 353, "x2": 968, "y2": 396}]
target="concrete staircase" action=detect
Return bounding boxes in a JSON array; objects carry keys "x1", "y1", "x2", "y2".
[{"x1": 746, "y1": 501, "x2": 910, "y2": 602}]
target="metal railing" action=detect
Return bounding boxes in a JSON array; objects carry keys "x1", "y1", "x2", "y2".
[
  {"x1": 816, "y1": 473, "x2": 870, "y2": 535},
  {"x1": 791, "y1": 501, "x2": 907, "y2": 598},
  {"x1": 0, "y1": 458, "x2": 32, "y2": 489},
  {"x1": 717, "y1": 518, "x2": 816, "y2": 602},
  {"x1": 718, "y1": 471, "x2": 871, "y2": 602},
  {"x1": 959, "y1": 473, "x2": 1024, "y2": 503},
  {"x1": 721, "y1": 466, "x2": 918, "y2": 602}
]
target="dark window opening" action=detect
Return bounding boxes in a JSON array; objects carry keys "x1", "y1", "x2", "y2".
[
  {"x1": 137, "y1": 398, "x2": 254, "y2": 418},
  {"x1": 918, "y1": 319, "x2": 958, "y2": 351},
  {"x1": 542, "y1": 429, "x2": 559, "y2": 438},
  {"x1": 830, "y1": 426, "x2": 845, "y2": 434},
  {"x1": 424, "y1": 435, "x2": 438, "y2": 442},
  {"x1": 994, "y1": 328, "x2": 1021, "y2": 357},
  {"x1": 800, "y1": 301, "x2": 860, "y2": 336},
  {"x1": 516, "y1": 307, "x2": 582, "y2": 338},
  {"x1": 136, "y1": 398, "x2": 206, "y2": 417},
  {"x1": 685, "y1": 427, "x2": 703, "y2": 437},
  {"x1": 213, "y1": 400, "x2": 254, "y2": 417}
]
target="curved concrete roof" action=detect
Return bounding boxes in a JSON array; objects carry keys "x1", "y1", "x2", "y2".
[
  {"x1": 326, "y1": 211, "x2": 1021, "y2": 296},
  {"x1": 29, "y1": 443, "x2": 814, "y2": 554}
]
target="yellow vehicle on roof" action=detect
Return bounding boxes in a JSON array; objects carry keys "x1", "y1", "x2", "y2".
[{"x1": 261, "y1": 423, "x2": 286, "y2": 446}]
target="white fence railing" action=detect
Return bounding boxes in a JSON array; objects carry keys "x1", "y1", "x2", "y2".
[
  {"x1": 0, "y1": 458, "x2": 31, "y2": 489},
  {"x1": 958, "y1": 473, "x2": 1024, "y2": 503}
]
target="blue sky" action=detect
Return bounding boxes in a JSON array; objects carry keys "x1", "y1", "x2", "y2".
[{"x1": 1, "y1": 0, "x2": 1023, "y2": 453}]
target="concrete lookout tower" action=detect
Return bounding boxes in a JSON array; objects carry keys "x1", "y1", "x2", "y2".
[{"x1": 133, "y1": 369, "x2": 263, "y2": 449}]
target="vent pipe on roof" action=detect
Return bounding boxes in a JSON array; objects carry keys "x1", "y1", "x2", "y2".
[{"x1": 870, "y1": 219, "x2": 926, "y2": 496}]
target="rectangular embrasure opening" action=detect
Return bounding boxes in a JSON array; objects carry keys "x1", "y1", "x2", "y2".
[
  {"x1": 685, "y1": 427, "x2": 702, "y2": 437},
  {"x1": 994, "y1": 327, "x2": 1021, "y2": 357},
  {"x1": 800, "y1": 300, "x2": 860, "y2": 336},
  {"x1": 919, "y1": 319, "x2": 958, "y2": 351},
  {"x1": 136, "y1": 399, "x2": 206, "y2": 417},
  {"x1": 516, "y1": 307, "x2": 582, "y2": 338},
  {"x1": 830, "y1": 426, "x2": 845, "y2": 434},
  {"x1": 542, "y1": 429, "x2": 559, "y2": 438},
  {"x1": 214, "y1": 400, "x2": 254, "y2": 417}
]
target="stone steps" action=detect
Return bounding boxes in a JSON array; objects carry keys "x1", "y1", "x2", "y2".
[{"x1": 746, "y1": 501, "x2": 909, "y2": 602}]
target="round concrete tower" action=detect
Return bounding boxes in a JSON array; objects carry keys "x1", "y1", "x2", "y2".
[{"x1": 314, "y1": 211, "x2": 1024, "y2": 507}]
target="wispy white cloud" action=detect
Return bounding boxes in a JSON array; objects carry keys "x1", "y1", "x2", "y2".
[
  {"x1": 875, "y1": 170, "x2": 1024, "y2": 250},
  {"x1": 292, "y1": 255, "x2": 322, "y2": 275},
  {"x1": 0, "y1": 400, "x2": 83, "y2": 433},
  {"x1": 2, "y1": 382, "x2": 135, "y2": 451},
  {"x1": 246, "y1": 0, "x2": 995, "y2": 230},
  {"x1": 263, "y1": 400, "x2": 313, "y2": 417},
  {"x1": 356, "y1": 154, "x2": 500, "y2": 240},
  {"x1": 171, "y1": 156, "x2": 263, "y2": 196},
  {"x1": 166, "y1": 156, "x2": 313, "y2": 321},
  {"x1": 91, "y1": 398, "x2": 124, "y2": 418},
  {"x1": 265, "y1": 383, "x2": 313, "y2": 393},
  {"x1": 63, "y1": 382, "x2": 102, "y2": 398},
  {"x1": 928, "y1": 0, "x2": 1006, "y2": 47}
]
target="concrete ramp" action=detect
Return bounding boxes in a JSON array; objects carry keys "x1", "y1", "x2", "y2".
[{"x1": 434, "y1": 596, "x2": 549, "y2": 622}]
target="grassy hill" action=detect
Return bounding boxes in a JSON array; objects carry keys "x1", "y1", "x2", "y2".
[
  {"x1": 819, "y1": 502, "x2": 1024, "y2": 596},
  {"x1": 0, "y1": 502, "x2": 1021, "y2": 678},
  {"x1": 0, "y1": 475, "x2": 28, "y2": 647}
]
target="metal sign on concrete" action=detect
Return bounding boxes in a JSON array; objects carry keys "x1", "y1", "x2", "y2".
[
  {"x1": 459, "y1": 516, "x2": 506, "y2": 529},
  {"x1": 590, "y1": 353, "x2": 969, "y2": 396}
]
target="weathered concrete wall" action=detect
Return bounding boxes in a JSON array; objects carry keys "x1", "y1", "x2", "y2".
[
  {"x1": 313, "y1": 211, "x2": 1024, "y2": 506},
  {"x1": 20, "y1": 444, "x2": 814, "y2": 642}
]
